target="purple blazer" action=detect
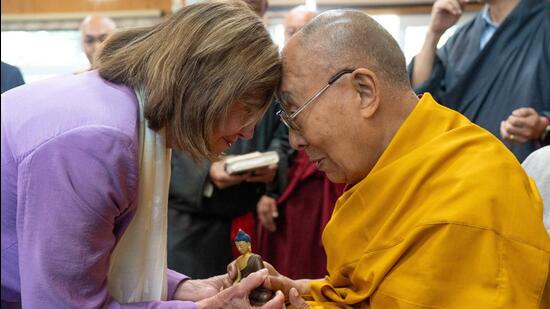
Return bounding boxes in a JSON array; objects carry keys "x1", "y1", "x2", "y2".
[{"x1": 1, "y1": 71, "x2": 196, "y2": 308}]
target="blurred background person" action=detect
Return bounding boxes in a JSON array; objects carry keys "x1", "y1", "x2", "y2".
[
  {"x1": 409, "y1": 0, "x2": 550, "y2": 161},
  {"x1": 1, "y1": 61, "x2": 25, "y2": 94},
  {"x1": 256, "y1": 5, "x2": 345, "y2": 280},
  {"x1": 282, "y1": 5, "x2": 316, "y2": 40},
  {"x1": 244, "y1": 0, "x2": 268, "y2": 17},
  {"x1": 79, "y1": 15, "x2": 117, "y2": 69},
  {"x1": 167, "y1": 0, "x2": 292, "y2": 280}
]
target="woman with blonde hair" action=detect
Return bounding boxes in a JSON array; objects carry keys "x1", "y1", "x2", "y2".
[{"x1": 0, "y1": 0, "x2": 284, "y2": 308}]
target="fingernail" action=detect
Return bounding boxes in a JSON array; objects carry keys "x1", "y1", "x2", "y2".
[{"x1": 291, "y1": 288, "x2": 299, "y2": 297}]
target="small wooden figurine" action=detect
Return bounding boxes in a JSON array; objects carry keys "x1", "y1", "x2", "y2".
[{"x1": 234, "y1": 229, "x2": 274, "y2": 305}]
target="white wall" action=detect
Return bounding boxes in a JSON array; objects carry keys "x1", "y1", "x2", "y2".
[{"x1": 1, "y1": 30, "x2": 89, "y2": 83}]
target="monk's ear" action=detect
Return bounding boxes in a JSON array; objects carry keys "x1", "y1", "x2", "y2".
[{"x1": 351, "y1": 68, "x2": 380, "y2": 119}]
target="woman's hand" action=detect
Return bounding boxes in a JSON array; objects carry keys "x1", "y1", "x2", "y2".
[
  {"x1": 174, "y1": 273, "x2": 234, "y2": 302},
  {"x1": 226, "y1": 258, "x2": 315, "y2": 304},
  {"x1": 209, "y1": 160, "x2": 249, "y2": 189},
  {"x1": 245, "y1": 165, "x2": 277, "y2": 184},
  {"x1": 194, "y1": 269, "x2": 285, "y2": 309}
]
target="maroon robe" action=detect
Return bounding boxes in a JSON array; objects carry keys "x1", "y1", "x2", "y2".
[{"x1": 257, "y1": 150, "x2": 344, "y2": 279}]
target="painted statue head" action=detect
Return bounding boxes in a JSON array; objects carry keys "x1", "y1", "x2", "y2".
[{"x1": 234, "y1": 229, "x2": 252, "y2": 254}]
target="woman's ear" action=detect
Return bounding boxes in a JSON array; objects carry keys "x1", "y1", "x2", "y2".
[{"x1": 351, "y1": 68, "x2": 380, "y2": 119}]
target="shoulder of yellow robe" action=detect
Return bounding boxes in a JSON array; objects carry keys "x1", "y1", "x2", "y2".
[{"x1": 311, "y1": 93, "x2": 550, "y2": 308}]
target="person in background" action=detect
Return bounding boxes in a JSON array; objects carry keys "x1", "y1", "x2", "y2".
[
  {"x1": 409, "y1": 0, "x2": 550, "y2": 161},
  {"x1": 1, "y1": 1, "x2": 285, "y2": 307},
  {"x1": 80, "y1": 15, "x2": 117, "y2": 68},
  {"x1": 1, "y1": 61, "x2": 25, "y2": 94},
  {"x1": 282, "y1": 5, "x2": 316, "y2": 39},
  {"x1": 167, "y1": 0, "x2": 291, "y2": 280},
  {"x1": 522, "y1": 146, "x2": 550, "y2": 234},
  {"x1": 501, "y1": 107, "x2": 550, "y2": 147},
  {"x1": 262, "y1": 9, "x2": 549, "y2": 308},
  {"x1": 256, "y1": 6, "x2": 344, "y2": 280}
]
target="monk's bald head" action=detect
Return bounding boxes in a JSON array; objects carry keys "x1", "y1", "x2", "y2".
[
  {"x1": 288, "y1": 10, "x2": 410, "y2": 90},
  {"x1": 80, "y1": 15, "x2": 117, "y2": 64}
]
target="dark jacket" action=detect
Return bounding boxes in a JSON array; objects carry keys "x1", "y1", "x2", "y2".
[
  {"x1": 408, "y1": 0, "x2": 550, "y2": 160},
  {"x1": 1, "y1": 62, "x2": 25, "y2": 94}
]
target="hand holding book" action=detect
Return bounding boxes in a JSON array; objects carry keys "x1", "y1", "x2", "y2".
[
  {"x1": 209, "y1": 151, "x2": 280, "y2": 190},
  {"x1": 224, "y1": 151, "x2": 280, "y2": 176},
  {"x1": 244, "y1": 165, "x2": 277, "y2": 184},
  {"x1": 209, "y1": 160, "x2": 249, "y2": 190}
]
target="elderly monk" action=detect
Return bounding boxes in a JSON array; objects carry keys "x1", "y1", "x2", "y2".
[
  {"x1": 267, "y1": 9, "x2": 550, "y2": 308},
  {"x1": 257, "y1": 5, "x2": 345, "y2": 280}
]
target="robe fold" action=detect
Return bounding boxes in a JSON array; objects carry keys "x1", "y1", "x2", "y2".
[{"x1": 308, "y1": 93, "x2": 550, "y2": 308}]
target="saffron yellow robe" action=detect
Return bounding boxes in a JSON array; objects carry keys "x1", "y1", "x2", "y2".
[{"x1": 308, "y1": 94, "x2": 550, "y2": 308}]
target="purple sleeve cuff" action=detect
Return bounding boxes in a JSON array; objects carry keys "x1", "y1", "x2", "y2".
[{"x1": 167, "y1": 269, "x2": 191, "y2": 301}]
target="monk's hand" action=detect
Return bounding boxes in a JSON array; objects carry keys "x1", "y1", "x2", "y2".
[
  {"x1": 262, "y1": 262, "x2": 312, "y2": 301},
  {"x1": 195, "y1": 268, "x2": 285, "y2": 309},
  {"x1": 257, "y1": 195, "x2": 278, "y2": 232},
  {"x1": 500, "y1": 107, "x2": 549, "y2": 145},
  {"x1": 428, "y1": 0, "x2": 465, "y2": 36},
  {"x1": 174, "y1": 273, "x2": 235, "y2": 302},
  {"x1": 209, "y1": 160, "x2": 249, "y2": 189},
  {"x1": 289, "y1": 288, "x2": 309, "y2": 309},
  {"x1": 245, "y1": 164, "x2": 277, "y2": 183}
]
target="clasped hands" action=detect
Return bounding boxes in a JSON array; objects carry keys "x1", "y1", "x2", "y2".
[
  {"x1": 174, "y1": 261, "x2": 311, "y2": 308},
  {"x1": 500, "y1": 107, "x2": 549, "y2": 145}
]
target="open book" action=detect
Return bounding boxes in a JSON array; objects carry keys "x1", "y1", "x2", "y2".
[{"x1": 224, "y1": 151, "x2": 280, "y2": 175}]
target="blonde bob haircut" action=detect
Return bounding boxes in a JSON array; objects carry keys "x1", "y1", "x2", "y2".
[{"x1": 95, "y1": 0, "x2": 281, "y2": 160}]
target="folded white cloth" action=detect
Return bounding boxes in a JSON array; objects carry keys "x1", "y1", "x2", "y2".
[{"x1": 108, "y1": 88, "x2": 172, "y2": 301}]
